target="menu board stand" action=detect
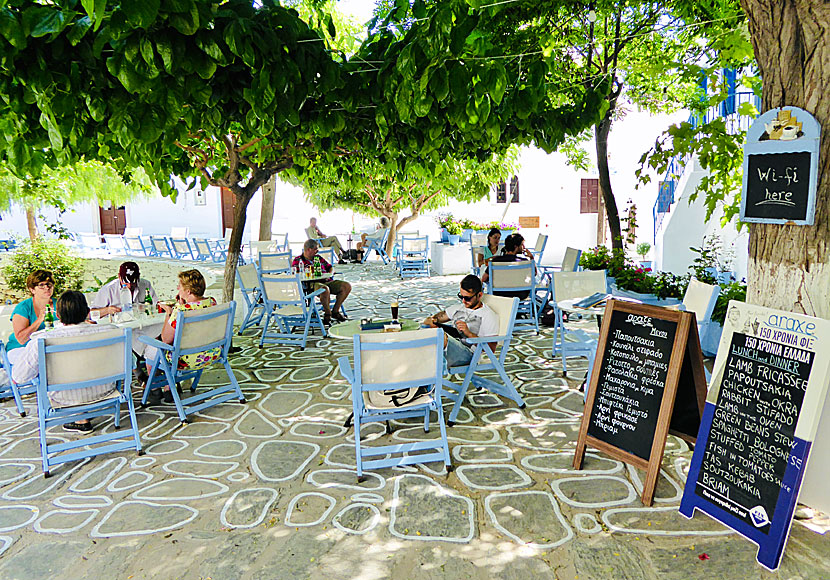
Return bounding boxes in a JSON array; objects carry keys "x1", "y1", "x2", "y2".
[
  {"x1": 679, "y1": 301, "x2": 830, "y2": 571},
  {"x1": 573, "y1": 300, "x2": 708, "y2": 506}
]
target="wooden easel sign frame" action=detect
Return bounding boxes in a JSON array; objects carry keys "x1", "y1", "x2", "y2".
[
  {"x1": 679, "y1": 301, "x2": 830, "y2": 571},
  {"x1": 573, "y1": 300, "x2": 707, "y2": 506}
]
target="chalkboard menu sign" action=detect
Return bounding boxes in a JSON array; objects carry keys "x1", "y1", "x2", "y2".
[
  {"x1": 740, "y1": 107, "x2": 820, "y2": 225},
  {"x1": 680, "y1": 302, "x2": 830, "y2": 571},
  {"x1": 574, "y1": 300, "x2": 708, "y2": 506}
]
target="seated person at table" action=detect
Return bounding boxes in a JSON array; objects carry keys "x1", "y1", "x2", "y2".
[
  {"x1": 142, "y1": 269, "x2": 221, "y2": 405},
  {"x1": 291, "y1": 239, "x2": 351, "y2": 325},
  {"x1": 91, "y1": 261, "x2": 158, "y2": 317},
  {"x1": 6, "y1": 270, "x2": 58, "y2": 366},
  {"x1": 305, "y1": 217, "x2": 346, "y2": 264},
  {"x1": 480, "y1": 235, "x2": 532, "y2": 299},
  {"x1": 12, "y1": 290, "x2": 118, "y2": 433},
  {"x1": 356, "y1": 217, "x2": 390, "y2": 262},
  {"x1": 477, "y1": 228, "x2": 502, "y2": 268}
]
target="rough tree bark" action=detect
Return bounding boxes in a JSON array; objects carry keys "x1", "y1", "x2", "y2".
[
  {"x1": 595, "y1": 107, "x2": 623, "y2": 251},
  {"x1": 25, "y1": 208, "x2": 37, "y2": 241},
  {"x1": 741, "y1": 0, "x2": 830, "y2": 319},
  {"x1": 258, "y1": 175, "x2": 277, "y2": 242}
]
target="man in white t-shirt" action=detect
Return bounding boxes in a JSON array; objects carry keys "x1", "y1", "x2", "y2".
[{"x1": 423, "y1": 275, "x2": 499, "y2": 368}]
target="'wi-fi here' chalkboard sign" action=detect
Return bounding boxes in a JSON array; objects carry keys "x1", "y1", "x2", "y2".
[
  {"x1": 740, "y1": 106, "x2": 820, "y2": 225},
  {"x1": 679, "y1": 302, "x2": 830, "y2": 571},
  {"x1": 573, "y1": 300, "x2": 708, "y2": 506}
]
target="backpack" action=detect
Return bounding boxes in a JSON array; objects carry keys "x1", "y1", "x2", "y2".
[{"x1": 540, "y1": 303, "x2": 557, "y2": 327}]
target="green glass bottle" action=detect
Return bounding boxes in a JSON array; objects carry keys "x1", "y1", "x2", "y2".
[{"x1": 44, "y1": 304, "x2": 55, "y2": 329}]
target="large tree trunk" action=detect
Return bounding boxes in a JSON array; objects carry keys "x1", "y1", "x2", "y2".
[
  {"x1": 223, "y1": 191, "x2": 252, "y2": 304},
  {"x1": 25, "y1": 207, "x2": 37, "y2": 241},
  {"x1": 384, "y1": 211, "x2": 398, "y2": 255},
  {"x1": 595, "y1": 110, "x2": 623, "y2": 251},
  {"x1": 741, "y1": 0, "x2": 830, "y2": 319},
  {"x1": 259, "y1": 175, "x2": 277, "y2": 242}
]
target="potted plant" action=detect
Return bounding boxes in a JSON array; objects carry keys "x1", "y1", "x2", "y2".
[
  {"x1": 459, "y1": 218, "x2": 476, "y2": 242},
  {"x1": 445, "y1": 221, "x2": 462, "y2": 245},
  {"x1": 579, "y1": 246, "x2": 627, "y2": 290},
  {"x1": 636, "y1": 241, "x2": 651, "y2": 269},
  {"x1": 436, "y1": 214, "x2": 453, "y2": 243}
]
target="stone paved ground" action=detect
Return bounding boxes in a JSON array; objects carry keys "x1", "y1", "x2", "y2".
[{"x1": 0, "y1": 258, "x2": 828, "y2": 580}]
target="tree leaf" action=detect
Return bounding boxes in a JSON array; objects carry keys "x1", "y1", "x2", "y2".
[
  {"x1": 66, "y1": 15, "x2": 92, "y2": 46},
  {"x1": 430, "y1": 66, "x2": 449, "y2": 101},
  {"x1": 169, "y1": 5, "x2": 200, "y2": 36},
  {"x1": 121, "y1": 0, "x2": 160, "y2": 29},
  {"x1": 30, "y1": 9, "x2": 66, "y2": 38},
  {"x1": 0, "y1": 8, "x2": 25, "y2": 48},
  {"x1": 40, "y1": 111, "x2": 63, "y2": 150}
]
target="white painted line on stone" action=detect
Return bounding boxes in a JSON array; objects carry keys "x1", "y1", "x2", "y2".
[
  {"x1": 131, "y1": 456, "x2": 156, "y2": 469},
  {"x1": 232, "y1": 409, "x2": 282, "y2": 439},
  {"x1": 0, "y1": 535, "x2": 14, "y2": 557},
  {"x1": 0, "y1": 462, "x2": 35, "y2": 486},
  {"x1": 145, "y1": 439, "x2": 189, "y2": 456},
  {"x1": 90, "y1": 500, "x2": 199, "y2": 538},
  {"x1": 601, "y1": 506, "x2": 735, "y2": 536},
  {"x1": 284, "y1": 492, "x2": 336, "y2": 527},
  {"x1": 389, "y1": 474, "x2": 475, "y2": 544},
  {"x1": 131, "y1": 477, "x2": 229, "y2": 501},
  {"x1": 227, "y1": 472, "x2": 250, "y2": 483},
  {"x1": 452, "y1": 444, "x2": 513, "y2": 464},
  {"x1": 484, "y1": 491, "x2": 574, "y2": 549},
  {"x1": 258, "y1": 391, "x2": 313, "y2": 419},
  {"x1": 332, "y1": 503, "x2": 381, "y2": 535},
  {"x1": 69, "y1": 457, "x2": 127, "y2": 493},
  {"x1": 0, "y1": 505, "x2": 38, "y2": 532},
  {"x1": 107, "y1": 471, "x2": 154, "y2": 493},
  {"x1": 194, "y1": 439, "x2": 248, "y2": 459},
  {"x1": 142, "y1": 417, "x2": 184, "y2": 441},
  {"x1": 350, "y1": 492, "x2": 384, "y2": 504},
  {"x1": 0, "y1": 436, "x2": 69, "y2": 461},
  {"x1": 172, "y1": 421, "x2": 230, "y2": 439},
  {"x1": 250, "y1": 440, "x2": 320, "y2": 483},
  {"x1": 163, "y1": 460, "x2": 239, "y2": 479},
  {"x1": 520, "y1": 452, "x2": 624, "y2": 475},
  {"x1": 2, "y1": 460, "x2": 88, "y2": 501},
  {"x1": 33, "y1": 508, "x2": 98, "y2": 534},
  {"x1": 673, "y1": 456, "x2": 690, "y2": 485},
  {"x1": 550, "y1": 475, "x2": 637, "y2": 509},
  {"x1": 626, "y1": 464, "x2": 683, "y2": 504},
  {"x1": 53, "y1": 495, "x2": 112, "y2": 509},
  {"x1": 455, "y1": 464, "x2": 533, "y2": 491},
  {"x1": 573, "y1": 513, "x2": 602, "y2": 534},
  {"x1": 307, "y1": 468, "x2": 385, "y2": 491},
  {"x1": 220, "y1": 487, "x2": 279, "y2": 529},
  {"x1": 288, "y1": 421, "x2": 348, "y2": 439}
]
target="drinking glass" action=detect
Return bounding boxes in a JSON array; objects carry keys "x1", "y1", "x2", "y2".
[
  {"x1": 391, "y1": 300, "x2": 399, "y2": 321},
  {"x1": 90, "y1": 310, "x2": 101, "y2": 323}
]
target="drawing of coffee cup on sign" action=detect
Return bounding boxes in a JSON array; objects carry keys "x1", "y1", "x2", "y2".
[{"x1": 761, "y1": 109, "x2": 803, "y2": 141}]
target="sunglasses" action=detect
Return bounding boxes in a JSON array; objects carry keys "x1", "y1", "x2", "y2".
[
  {"x1": 457, "y1": 293, "x2": 476, "y2": 302},
  {"x1": 36, "y1": 282, "x2": 54, "y2": 289}
]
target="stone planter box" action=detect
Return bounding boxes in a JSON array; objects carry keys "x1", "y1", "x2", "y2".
[
  {"x1": 431, "y1": 242, "x2": 470, "y2": 275},
  {"x1": 609, "y1": 285, "x2": 681, "y2": 307}
]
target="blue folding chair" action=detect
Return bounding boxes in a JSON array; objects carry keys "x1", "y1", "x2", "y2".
[
  {"x1": 537, "y1": 246, "x2": 582, "y2": 319},
  {"x1": 398, "y1": 236, "x2": 430, "y2": 278},
  {"x1": 211, "y1": 239, "x2": 229, "y2": 263},
  {"x1": 34, "y1": 328, "x2": 142, "y2": 476},
  {"x1": 316, "y1": 247, "x2": 337, "y2": 268},
  {"x1": 236, "y1": 264, "x2": 265, "y2": 335},
  {"x1": 272, "y1": 233, "x2": 289, "y2": 252},
  {"x1": 139, "y1": 302, "x2": 246, "y2": 423},
  {"x1": 338, "y1": 328, "x2": 452, "y2": 478},
  {"x1": 148, "y1": 236, "x2": 174, "y2": 258},
  {"x1": 124, "y1": 234, "x2": 149, "y2": 256},
  {"x1": 0, "y1": 343, "x2": 36, "y2": 417},
  {"x1": 258, "y1": 251, "x2": 292, "y2": 275},
  {"x1": 258, "y1": 274, "x2": 327, "y2": 350},
  {"x1": 444, "y1": 295, "x2": 526, "y2": 424},
  {"x1": 169, "y1": 237, "x2": 195, "y2": 260},
  {"x1": 551, "y1": 270, "x2": 607, "y2": 380},
  {"x1": 487, "y1": 260, "x2": 540, "y2": 333},
  {"x1": 361, "y1": 228, "x2": 390, "y2": 264},
  {"x1": 103, "y1": 234, "x2": 127, "y2": 255},
  {"x1": 192, "y1": 238, "x2": 214, "y2": 261}
]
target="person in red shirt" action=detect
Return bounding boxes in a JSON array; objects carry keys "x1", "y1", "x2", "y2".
[{"x1": 291, "y1": 239, "x2": 351, "y2": 325}]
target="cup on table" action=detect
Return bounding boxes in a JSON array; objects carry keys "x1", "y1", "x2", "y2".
[
  {"x1": 391, "y1": 300, "x2": 399, "y2": 322},
  {"x1": 90, "y1": 310, "x2": 100, "y2": 323}
]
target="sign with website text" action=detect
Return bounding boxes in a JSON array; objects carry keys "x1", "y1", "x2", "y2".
[
  {"x1": 573, "y1": 300, "x2": 707, "y2": 506},
  {"x1": 740, "y1": 106, "x2": 820, "y2": 225},
  {"x1": 679, "y1": 301, "x2": 830, "y2": 571}
]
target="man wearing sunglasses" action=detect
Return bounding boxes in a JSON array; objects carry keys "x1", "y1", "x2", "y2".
[{"x1": 423, "y1": 275, "x2": 499, "y2": 368}]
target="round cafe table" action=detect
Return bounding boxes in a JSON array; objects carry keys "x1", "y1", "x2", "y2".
[
  {"x1": 106, "y1": 309, "x2": 167, "y2": 356},
  {"x1": 327, "y1": 318, "x2": 420, "y2": 340}
]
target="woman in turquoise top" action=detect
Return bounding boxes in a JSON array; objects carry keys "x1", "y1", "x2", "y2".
[
  {"x1": 478, "y1": 228, "x2": 502, "y2": 268},
  {"x1": 6, "y1": 270, "x2": 57, "y2": 362}
]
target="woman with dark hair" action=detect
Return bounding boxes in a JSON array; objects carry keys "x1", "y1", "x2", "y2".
[
  {"x1": 11, "y1": 290, "x2": 118, "y2": 433},
  {"x1": 143, "y1": 269, "x2": 221, "y2": 405},
  {"x1": 6, "y1": 270, "x2": 58, "y2": 365},
  {"x1": 477, "y1": 228, "x2": 502, "y2": 268}
]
